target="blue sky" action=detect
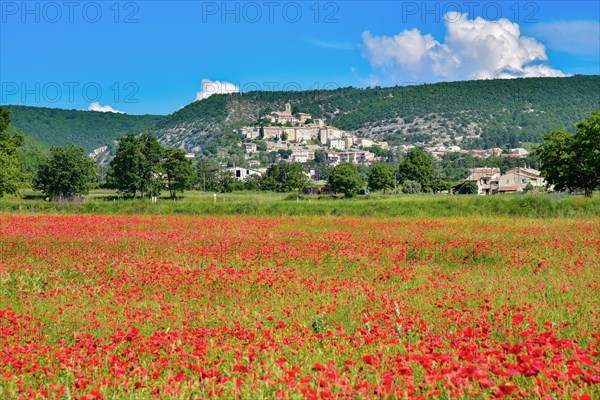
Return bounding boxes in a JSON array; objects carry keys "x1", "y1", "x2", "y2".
[{"x1": 1, "y1": 1, "x2": 599, "y2": 115}]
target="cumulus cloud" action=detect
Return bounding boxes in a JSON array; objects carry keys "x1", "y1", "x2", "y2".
[
  {"x1": 195, "y1": 79, "x2": 240, "y2": 101},
  {"x1": 88, "y1": 102, "x2": 124, "y2": 114},
  {"x1": 527, "y1": 20, "x2": 600, "y2": 56},
  {"x1": 361, "y1": 13, "x2": 566, "y2": 85}
]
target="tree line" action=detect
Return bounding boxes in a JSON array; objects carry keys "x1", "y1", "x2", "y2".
[{"x1": 1, "y1": 106, "x2": 598, "y2": 200}]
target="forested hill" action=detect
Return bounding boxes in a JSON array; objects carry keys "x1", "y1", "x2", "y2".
[
  {"x1": 3, "y1": 106, "x2": 165, "y2": 152},
  {"x1": 157, "y1": 75, "x2": 600, "y2": 152},
  {"x1": 4, "y1": 76, "x2": 600, "y2": 154}
]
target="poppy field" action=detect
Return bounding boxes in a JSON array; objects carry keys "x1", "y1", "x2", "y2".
[{"x1": 0, "y1": 213, "x2": 599, "y2": 399}]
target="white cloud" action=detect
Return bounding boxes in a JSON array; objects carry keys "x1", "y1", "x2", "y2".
[
  {"x1": 361, "y1": 13, "x2": 566, "y2": 85},
  {"x1": 195, "y1": 79, "x2": 240, "y2": 101},
  {"x1": 88, "y1": 102, "x2": 124, "y2": 114},
  {"x1": 527, "y1": 21, "x2": 600, "y2": 56}
]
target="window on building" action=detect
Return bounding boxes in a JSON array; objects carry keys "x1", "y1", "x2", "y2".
[{"x1": 236, "y1": 170, "x2": 241, "y2": 178}]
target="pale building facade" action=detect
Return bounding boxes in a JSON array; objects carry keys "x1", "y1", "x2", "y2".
[
  {"x1": 465, "y1": 167, "x2": 501, "y2": 195},
  {"x1": 498, "y1": 167, "x2": 546, "y2": 193}
]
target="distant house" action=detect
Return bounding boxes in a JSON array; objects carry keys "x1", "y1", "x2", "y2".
[
  {"x1": 226, "y1": 167, "x2": 262, "y2": 181},
  {"x1": 329, "y1": 138, "x2": 346, "y2": 151},
  {"x1": 510, "y1": 148, "x2": 530, "y2": 157},
  {"x1": 242, "y1": 143, "x2": 257, "y2": 153},
  {"x1": 355, "y1": 138, "x2": 373, "y2": 148},
  {"x1": 291, "y1": 151, "x2": 310, "y2": 163},
  {"x1": 293, "y1": 112, "x2": 312, "y2": 124},
  {"x1": 498, "y1": 167, "x2": 546, "y2": 193},
  {"x1": 465, "y1": 167, "x2": 501, "y2": 195}
]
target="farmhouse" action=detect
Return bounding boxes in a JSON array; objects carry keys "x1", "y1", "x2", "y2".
[
  {"x1": 465, "y1": 167, "x2": 500, "y2": 195},
  {"x1": 498, "y1": 167, "x2": 546, "y2": 193}
]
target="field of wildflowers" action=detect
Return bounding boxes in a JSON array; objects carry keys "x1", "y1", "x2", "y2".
[{"x1": 1, "y1": 214, "x2": 598, "y2": 398}]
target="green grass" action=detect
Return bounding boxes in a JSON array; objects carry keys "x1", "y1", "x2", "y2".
[{"x1": 1, "y1": 190, "x2": 599, "y2": 218}]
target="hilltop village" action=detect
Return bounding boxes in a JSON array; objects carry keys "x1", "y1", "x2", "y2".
[
  {"x1": 236, "y1": 103, "x2": 531, "y2": 167},
  {"x1": 238, "y1": 102, "x2": 389, "y2": 165}
]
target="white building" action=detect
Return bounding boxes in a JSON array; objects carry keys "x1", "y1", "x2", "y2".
[
  {"x1": 291, "y1": 152, "x2": 310, "y2": 163},
  {"x1": 329, "y1": 138, "x2": 346, "y2": 151},
  {"x1": 226, "y1": 167, "x2": 262, "y2": 181},
  {"x1": 355, "y1": 138, "x2": 373, "y2": 148}
]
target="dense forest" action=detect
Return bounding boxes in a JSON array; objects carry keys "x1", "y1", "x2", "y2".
[
  {"x1": 3, "y1": 76, "x2": 599, "y2": 154},
  {"x1": 4, "y1": 106, "x2": 164, "y2": 152}
]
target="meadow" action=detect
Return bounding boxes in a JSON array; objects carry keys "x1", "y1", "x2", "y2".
[
  {"x1": 1, "y1": 190, "x2": 600, "y2": 218},
  {"x1": 0, "y1": 211, "x2": 598, "y2": 399}
]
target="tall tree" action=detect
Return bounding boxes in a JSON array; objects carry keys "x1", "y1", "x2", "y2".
[
  {"x1": 368, "y1": 163, "x2": 394, "y2": 193},
  {"x1": 0, "y1": 107, "x2": 26, "y2": 197},
  {"x1": 110, "y1": 133, "x2": 164, "y2": 198},
  {"x1": 34, "y1": 143, "x2": 97, "y2": 200},
  {"x1": 328, "y1": 162, "x2": 363, "y2": 198},
  {"x1": 397, "y1": 149, "x2": 434, "y2": 191},
  {"x1": 138, "y1": 134, "x2": 163, "y2": 198},
  {"x1": 110, "y1": 134, "x2": 142, "y2": 198},
  {"x1": 534, "y1": 109, "x2": 600, "y2": 196},
  {"x1": 163, "y1": 148, "x2": 195, "y2": 200},
  {"x1": 572, "y1": 109, "x2": 600, "y2": 196}
]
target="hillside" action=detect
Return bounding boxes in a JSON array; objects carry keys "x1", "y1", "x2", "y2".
[
  {"x1": 4, "y1": 106, "x2": 165, "y2": 152},
  {"x1": 4, "y1": 76, "x2": 599, "y2": 155},
  {"x1": 156, "y1": 75, "x2": 600, "y2": 152}
]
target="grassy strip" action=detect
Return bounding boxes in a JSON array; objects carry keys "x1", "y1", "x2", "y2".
[{"x1": 1, "y1": 191, "x2": 599, "y2": 217}]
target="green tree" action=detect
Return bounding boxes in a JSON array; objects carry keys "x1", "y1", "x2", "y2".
[
  {"x1": 244, "y1": 174, "x2": 262, "y2": 191},
  {"x1": 110, "y1": 134, "x2": 142, "y2": 198},
  {"x1": 280, "y1": 163, "x2": 310, "y2": 192},
  {"x1": 196, "y1": 158, "x2": 220, "y2": 191},
  {"x1": 314, "y1": 149, "x2": 326, "y2": 164},
  {"x1": 397, "y1": 149, "x2": 435, "y2": 191},
  {"x1": 0, "y1": 107, "x2": 26, "y2": 197},
  {"x1": 458, "y1": 181, "x2": 478, "y2": 194},
  {"x1": 367, "y1": 163, "x2": 394, "y2": 193},
  {"x1": 329, "y1": 162, "x2": 363, "y2": 197},
  {"x1": 216, "y1": 171, "x2": 244, "y2": 193},
  {"x1": 34, "y1": 143, "x2": 97, "y2": 200},
  {"x1": 163, "y1": 148, "x2": 195, "y2": 200},
  {"x1": 110, "y1": 134, "x2": 164, "y2": 198},
  {"x1": 534, "y1": 109, "x2": 600, "y2": 196},
  {"x1": 138, "y1": 134, "x2": 163, "y2": 198},
  {"x1": 401, "y1": 180, "x2": 422, "y2": 194},
  {"x1": 261, "y1": 163, "x2": 309, "y2": 192}
]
